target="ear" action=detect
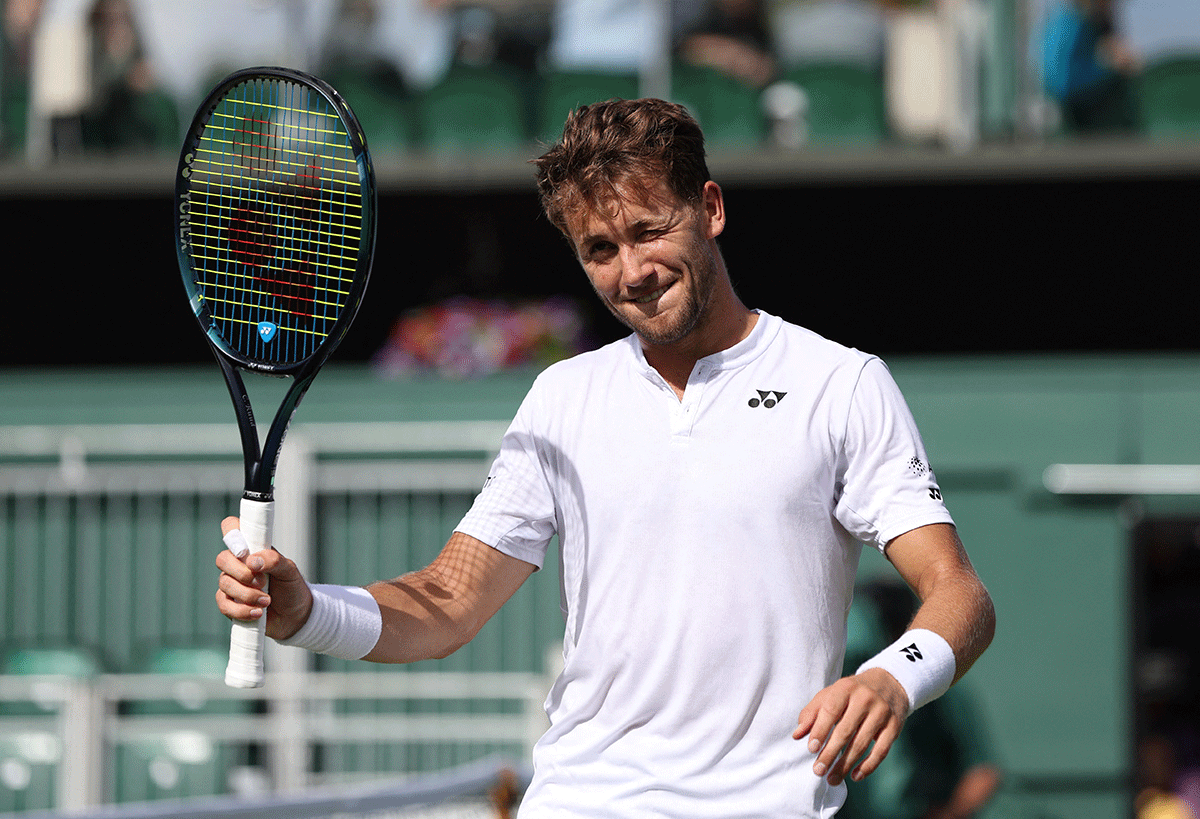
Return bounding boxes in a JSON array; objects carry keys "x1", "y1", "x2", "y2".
[{"x1": 702, "y1": 180, "x2": 726, "y2": 239}]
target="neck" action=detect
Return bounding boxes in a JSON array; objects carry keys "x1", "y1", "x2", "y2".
[{"x1": 640, "y1": 284, "x2": 756, "y2": 398}]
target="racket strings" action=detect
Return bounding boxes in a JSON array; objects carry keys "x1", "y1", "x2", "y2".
[
  {"x1": 188, "y1": 188, "x2": 362, "y2": 269},
  {"x1": 183, "y1": 77, "x2": 367, "y2": 364}
]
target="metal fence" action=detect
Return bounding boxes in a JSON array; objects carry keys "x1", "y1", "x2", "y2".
[{"x1": 0, "y1": 422, "x2": 560, "y2": 814}]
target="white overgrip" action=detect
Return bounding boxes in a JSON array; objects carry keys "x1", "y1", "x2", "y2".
[{"x1": 225, "y1": 497, "x2": 274, "y2": 688}]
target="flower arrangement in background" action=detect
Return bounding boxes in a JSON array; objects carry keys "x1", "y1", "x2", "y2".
[{"x1": 372, "y1": 295, "x2": 593, "y2": 379}]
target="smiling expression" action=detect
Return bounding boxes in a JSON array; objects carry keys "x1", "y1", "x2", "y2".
[{"x1": 568, "y1": 179, "x2": 726, "y2": 348}]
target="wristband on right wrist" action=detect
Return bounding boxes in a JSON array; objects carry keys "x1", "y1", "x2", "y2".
[{"x1": 276, "y1": 584, "x2": 382, "y2": 661}]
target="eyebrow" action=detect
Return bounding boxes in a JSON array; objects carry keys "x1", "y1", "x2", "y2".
[{"x1": 577, "y1": 215, "x2": 670, "y2": 253}]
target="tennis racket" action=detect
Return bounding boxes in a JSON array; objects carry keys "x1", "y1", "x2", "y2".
[{"x1": 174, "y1": 66, "x2": 376, "y2": 688}]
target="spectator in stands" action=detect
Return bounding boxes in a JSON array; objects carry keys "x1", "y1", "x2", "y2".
[
  {"x1": 545, "y1": 0, "x2": 707, "y2": 74},
  {"x1": 676, "y1": 0, "x2": 778, "y2": 88},
  {"x1": 1137, "y1": 734, "x2": 1198, "y2": 819},
  {"x1": 426, "y1": 0, "x2": 552, "y2": 75},
  {"x1": 1039, "y1": 0, "x2": 1140, "y2": 133},
  {"x1": 80, "y1": 0, "x2": 178, "y2": 152},
  {"x1": 768, "y1": 0, "x2": 887, "y2": 70},
  {"x1": 315, "y1": 0, "x2": 410, "y2": 120},
  {"x1": 0, "y1": 0, "x2": 44, "y2": 155}
]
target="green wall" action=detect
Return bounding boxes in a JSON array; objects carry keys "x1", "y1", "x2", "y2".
[{"x1": 4, "y1": 353, "x2": 1200, "y2": 815}]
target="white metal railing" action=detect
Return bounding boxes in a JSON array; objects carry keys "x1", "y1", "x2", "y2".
[
  {"x1": 0, "y1": 669, "x2": 550, "y2": 812},
  {"x1": 1043, "y1": 463, "x2": 1200, "y2": 495},
  {"x1": 0, "y1": 421, "x2": 558, "y2": 812}
]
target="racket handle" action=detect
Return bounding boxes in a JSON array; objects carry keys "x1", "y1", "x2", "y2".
[{"x1": 226, "y1": 497, "x2": 275, "y2": 689}]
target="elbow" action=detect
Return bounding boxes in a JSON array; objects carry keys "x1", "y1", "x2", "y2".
[
  {"x1": 430, "y1": 613, "x2": 485, "y2": 660},
  {"x1": 978, "y1": 585, "x2": 997, "y2": 649},
  {"x1": 430, "y1": 636, "x2": 468, "y2": 661}
]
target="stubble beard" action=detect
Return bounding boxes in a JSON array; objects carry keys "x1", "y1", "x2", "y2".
[{"x1": 600, "y1": 242, "x2": 719, "y2": 347}]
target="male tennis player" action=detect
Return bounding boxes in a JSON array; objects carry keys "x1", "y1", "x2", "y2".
[{"x1": 216, "y1": 98, "x2": 995, "y2": 818}]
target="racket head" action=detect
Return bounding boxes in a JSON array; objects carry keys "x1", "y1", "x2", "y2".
[{"x1": 175, "y1": 66, "x2": 376, "y2": 375}]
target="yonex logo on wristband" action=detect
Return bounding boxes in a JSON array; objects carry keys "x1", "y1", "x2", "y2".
[{"x1": 859, "y1": 629, "x2": 955, "y2": 711}]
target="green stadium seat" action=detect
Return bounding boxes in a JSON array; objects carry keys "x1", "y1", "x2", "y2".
[
  {"x1": 780, "y1": 62, "x2": 888, "y2": 146},
  {"x1": 536, "y1": 69, "x2": 640, "y2": 144},
  {"x1": 415, "y1": 62, "x2": 533, "y2": 151},
  {"x1": 323, "y1": 65, "x2": 415, "y2": 153},
  {"x1": 0, "y1": 733, "x2": 58, "y2": 813},
  {"x1": 113, "y1": 646, "x2": 256, "y2": 804},
  {"x1": 136, "y1": 645, "x2": 225, "y2": 677},
  {"x1": 671, "y1": 63, "x2": 767, "y2": 148},
  {"x1": 1, "y1": 646, "x2": 103, "y2": 682},
  {"x1": 0, "y1": 646, "x2": 103, "y2": 813},
  {"x1": 1137, "y1": 53, "x2": 1200, "y2": 140},
  {"x1": 0, "y1": 63, "x2": 30, "y2": 155}
]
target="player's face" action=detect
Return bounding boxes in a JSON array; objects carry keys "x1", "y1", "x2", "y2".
[{"x1": 568, "y1": 179, "x2": 726, "y2": 347}]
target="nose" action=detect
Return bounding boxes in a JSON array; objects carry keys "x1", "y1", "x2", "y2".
[{"x1": 617, "y1": 243, "x2": 654, "y2": 289}]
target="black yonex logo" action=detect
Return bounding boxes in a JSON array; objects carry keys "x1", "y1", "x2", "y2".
[
  {"x1": 900, "y1": 643, "x2": 923, "y2": 662},
  {"x1": 748, "y1": 390, "x2": 787, "y2": 409}
]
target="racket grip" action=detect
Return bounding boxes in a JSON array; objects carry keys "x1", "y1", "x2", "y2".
[{"x1": 226, "y1": 497, "x2": 275, "y2": 688}]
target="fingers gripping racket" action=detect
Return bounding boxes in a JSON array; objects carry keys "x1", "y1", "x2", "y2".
[{"x1": 174, "y1": 67, "x2": 376, "y2": 688}]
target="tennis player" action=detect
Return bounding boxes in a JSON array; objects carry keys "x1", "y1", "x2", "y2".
[{"x1": 216, "y1": 98, "x2": 996, "y2": 818}]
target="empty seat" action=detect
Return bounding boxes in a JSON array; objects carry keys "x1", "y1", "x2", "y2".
[
  {"x1": 1138, "y1": 53, "x2": 1200, "y2": 139},
  {"x1": 416, "y1": 62, "x2": 532, "y2": 151},
  {"x1": 324, "y1": 64, "x2": 415, "y2": 152},
  {"x1": 671, "y1": 63, "x2": 766, "y2": 148},
  {"x1": 781, "y1": 62, "x2": 888, "y2": 145},
  {"x1": 0, "y1": 645, "x2": 103, "y2": 813},
  {"x1": 113, "y1": 646, "x2": 256, "y2": 804},
  {"x1": 536, "y1": 70, "x2": 640, "y2": 144}
]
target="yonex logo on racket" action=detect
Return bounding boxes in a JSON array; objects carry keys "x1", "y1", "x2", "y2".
[
  {"x1": 748, "y1": 390, "x2": 786, "y2": 409},
  {"x1": 258, "y1": 321, "x2": 278, "y2": 343}
]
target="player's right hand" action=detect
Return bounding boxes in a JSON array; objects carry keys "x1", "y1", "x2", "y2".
[{"x1": 215, "y1": 516, "x2": 313, "y2": 641}]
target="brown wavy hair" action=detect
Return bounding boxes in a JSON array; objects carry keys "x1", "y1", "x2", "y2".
[{"x1": 533, "y1": 98, "x2": 711, "y2": 240}]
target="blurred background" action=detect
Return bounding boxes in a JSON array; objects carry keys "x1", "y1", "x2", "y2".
[{"x1": 1, "y1": 0, "x2": 1199, "y2": 817}]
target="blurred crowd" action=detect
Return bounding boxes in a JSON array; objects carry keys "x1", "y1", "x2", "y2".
[
  {"x1": 371, "y1": 295, "x2": 592, "y2": 378},
  {"x1": 3, "y1": 0, "x2": 1199, "y2": 160}
]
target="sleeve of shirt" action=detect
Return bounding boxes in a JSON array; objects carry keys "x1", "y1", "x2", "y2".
[
  {"x1": 834, "y1": 357, "x2": 954, "y2": 553},
  {"x1": 453, "y1": 379, "x2": 558, "y2": 570}
]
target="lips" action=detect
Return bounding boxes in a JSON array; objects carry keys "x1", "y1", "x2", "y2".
[{"x1": 632, "y1": 284, "x2": 671, "y2": 304}]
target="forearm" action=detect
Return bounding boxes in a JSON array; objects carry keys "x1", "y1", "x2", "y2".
[
  {"x1": 363, "y1": 566, "x2": 481, "y2": 664},
  {"x1": 361, "y1": 532, "x2": 534, "y2": 664},
  {"x1": 904, "y1": 539, "x2": 996, "y2": 683}
]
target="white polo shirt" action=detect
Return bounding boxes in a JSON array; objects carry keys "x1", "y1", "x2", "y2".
[{"x1": 455, "y1": 311, "x2": 953, "y2": 818}]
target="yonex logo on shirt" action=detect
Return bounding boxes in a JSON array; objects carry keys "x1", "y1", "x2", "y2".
[
  {"x1": 748, "y1": 390, "x2": 787, "y2": 408},
  {"x1": 900, "y1": 643, "x2": 923, "y2": 662}
]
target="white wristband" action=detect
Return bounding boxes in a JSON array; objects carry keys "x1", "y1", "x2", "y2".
[
  {"x1": 856, "y1": 628, "x2": 956, "y2": 712},
  {"x1": 276, "y1": 584, "x2": 383, "y2": 661}
]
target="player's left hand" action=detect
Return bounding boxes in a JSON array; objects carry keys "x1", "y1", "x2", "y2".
[{"x1": 793, "y1": 668, "x2": 909, "y2": 786}]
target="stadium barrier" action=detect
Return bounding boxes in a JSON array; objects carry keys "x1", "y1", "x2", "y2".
[{"x1": 0, "y1": 422, "x2": 556, "y2": 813}]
